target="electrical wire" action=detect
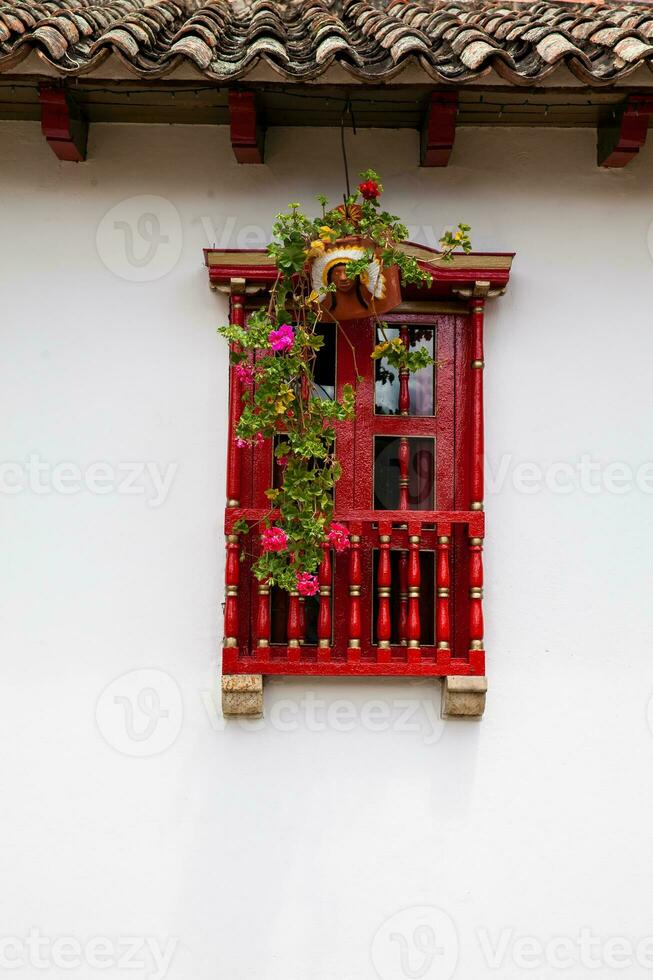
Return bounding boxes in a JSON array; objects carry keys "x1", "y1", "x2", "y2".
[{"x1": 0, "y1": 81, "x2": 633, "y2": 118}]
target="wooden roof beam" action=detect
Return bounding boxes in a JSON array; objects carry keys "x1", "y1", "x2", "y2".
[
  {"x1": 38, "y1": 83, "x2": 87, "y2": 162},
  {"x1": 229, "y1": 90, "x2": 265, "y2": 164},
  {"x1": 598, "y1": 94, "x2": 653, "y2": 168},
  {"x1": 420, "y1": 91, "x2": 458, "y2": 167}
]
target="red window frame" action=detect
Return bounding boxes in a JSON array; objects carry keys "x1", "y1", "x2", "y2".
[{"x1": 205, "y1": 245, "x2": 513, "y2": 682}]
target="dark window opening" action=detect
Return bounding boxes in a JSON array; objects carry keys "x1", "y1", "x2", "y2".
[{"x1": 374, "y1": 436, "x2": 435, "y2": 510}]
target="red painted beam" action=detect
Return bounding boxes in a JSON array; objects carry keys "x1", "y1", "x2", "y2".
[
  {"x1": 228, "y1": 90, "x2": 265, "y2": 164},
  {"x1": 598, "y1": 95, "x2": 653, "y2": 168},
  {"x1": 38, "y1": 83, "x2": 88, "y2": 162},
  {"x1": 420, "y1": 91, "x2": 458, "y2": 167}
]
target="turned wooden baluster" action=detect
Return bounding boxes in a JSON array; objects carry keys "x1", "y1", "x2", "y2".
[
  {"x1": 407, "y1": 525, "x2": 421, "y2": 659},
  {"x1": 399, "y1": 324, "x2": 410, "y2": 418},
  {"x1": 227, "y1": 281, "x2": 246, "y2": 509},
  {"x1": 298, "y1": 597, "x2": 306, "y2": 646},
  {"x1": 469, "y1": 536, "x2": 485, "y2": 668},
  {"x1": 377, "y1": 522, "x2": 392, "y2": 658},
  {"x1": 436, "y1": 533, "x2": 451, "y2": 661},
  {"x1": 398, "y1": 436, "x2": 410, "y2": 511},
  {"x1": 256, "y1": 578, "x2": 270, "y2": 651},
  {"x1": 347, "y1": 523, "x2": 362, "y2": 662},
  {"x1": 398, "y1": 434, "x2": 409, "y2": 646},
  {"x1": 470, "y1": 290, "x2": 487, "y2": 513},
  {"x1": 398, "y1": 325, "x2": 410, "y2": 645},
  {"x1": 287, "y1": 591, "x2": 301, "y2": 659},
  {"x1": 224, "y1": 532, "x2": 240, "y2": 651},
  {"x1": 318, "y1": 542, "x2": 332, "y2": 659},
  {"x1": 398, "y1": 550, "x2": 408, "y2": 646}
]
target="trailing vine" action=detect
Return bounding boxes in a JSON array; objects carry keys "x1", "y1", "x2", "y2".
[{"x1": 219, "y1": 170, "x2": 471, "y2": 595}]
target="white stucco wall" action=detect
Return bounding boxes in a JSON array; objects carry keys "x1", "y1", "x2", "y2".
[{"x1": 2, "y1": 120, "x2": 653, "y2": 980}]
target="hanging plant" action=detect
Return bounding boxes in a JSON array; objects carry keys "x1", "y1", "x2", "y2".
[{"x1": 219, "y1": 170, "x2": 471, "y2": 595}]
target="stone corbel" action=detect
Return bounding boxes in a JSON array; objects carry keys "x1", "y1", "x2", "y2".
[
  {"x1": 222, "y1": 675, "x2": 264, "y2": 717},
  {"x1": 442, "y1": 676, "x2": 487, "y2": 718}
]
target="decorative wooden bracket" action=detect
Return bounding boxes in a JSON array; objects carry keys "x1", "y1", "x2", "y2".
[
  {"x1": 38, "y1": 83, "x2": 88, "y2": 162},
  {"x1": 229, "y1": 90, "x2": 265, "y2": 164},
  {"x1": 598, "y1": 95, "x2": 653, "y2": 168},
  {"x1": 420, "y1": 92, "x2": 458, "y2": 167}
]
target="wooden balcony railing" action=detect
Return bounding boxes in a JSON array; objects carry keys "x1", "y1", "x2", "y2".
[{"x1": 223, "y1": 509, "x2": 485, "y2": 678}]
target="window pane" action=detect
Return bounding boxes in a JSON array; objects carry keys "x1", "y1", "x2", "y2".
[
  {"x1": 311, "y1": 322, "x2": 336, "y2": 402},
  {"x1": 374, "y1": 436, "x2": 435, "y2": 510},
  {"x1": 374, "y1": 325, "x2": 435, "y2": 416}
]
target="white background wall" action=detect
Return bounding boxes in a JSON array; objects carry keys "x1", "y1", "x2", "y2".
[{"x1": 1, "y1": 121, "x2": 653, "y2": 980}]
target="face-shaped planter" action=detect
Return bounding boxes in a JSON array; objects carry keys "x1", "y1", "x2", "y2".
[{"x1": 309, "y1": 236, "x2": 402, "y2": 322}]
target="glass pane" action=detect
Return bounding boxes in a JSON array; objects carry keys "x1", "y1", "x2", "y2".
[
  {"x1": 311, "y1": 322, "x2": 335, "y2": 402},
  {"x1": 374, "y1": 325, "x2": 435, "y2": 416},
  {"x1": 374, "y1": 436, "x2": 435, "y2": 510}
]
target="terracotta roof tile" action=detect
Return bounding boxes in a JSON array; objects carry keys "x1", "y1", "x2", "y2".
[{"x1": 2, "y1": 0, "x2": 653, "y2": 82}]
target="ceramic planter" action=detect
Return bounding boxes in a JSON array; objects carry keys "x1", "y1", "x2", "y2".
[{"x1": 309, "y1": 235, "x2": 402, "y2": 322}]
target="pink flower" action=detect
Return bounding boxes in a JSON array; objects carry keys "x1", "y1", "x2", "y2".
[
  {"x1": 237, "y1": 432, "x2": 265, "y2": 449},
  {"x1": 261, "y1": 527, "x2": 288, "y2": 552},
  {"x1": 296, "y1": 572, "x2": 319, "y2": 597},
  {"x1": 268, "y1": 324, "x2": 294, "y2": 352},
  {"x1": 327, "y1": 521, "x2": 350, "y2": 552},
  {"x1": 235, "y1": 363, "x2": 254, "y2": 383},
  {"x1": 277, "y1": 455, "x2": 289, "y2": 468}
]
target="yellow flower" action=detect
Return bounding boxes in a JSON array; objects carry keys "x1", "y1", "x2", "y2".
[
  {"x1": 319, "y1": 226, "x2": 336, "y2": 242},
  {"x1": 308, "y1": 290, "x2": 320, "y2": 303},
  {"x1": 274, "y1": 385, "x2": 294, "y2": 414},
  {"x1": 307, "y1": 240, "x2": 326, "y2": 260}
]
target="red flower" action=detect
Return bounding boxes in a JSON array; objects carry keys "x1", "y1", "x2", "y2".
[
  {"x1": 261, "y1": 527, "x2": 288, "y2": 552},
  {"x1": 359, "y1": 179, "x2": 381, "y2": 201},
  {"x1": 327, "y1": 522, "x2": 350, "y2": 553},
  {"x1": 296, "y1": 572, "x2": 319, "y2": 597}
]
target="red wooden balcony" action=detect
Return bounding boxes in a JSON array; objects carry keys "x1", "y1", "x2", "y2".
[{"x1": 223, "y1": 508, "x2": 485, "y2": 678}]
